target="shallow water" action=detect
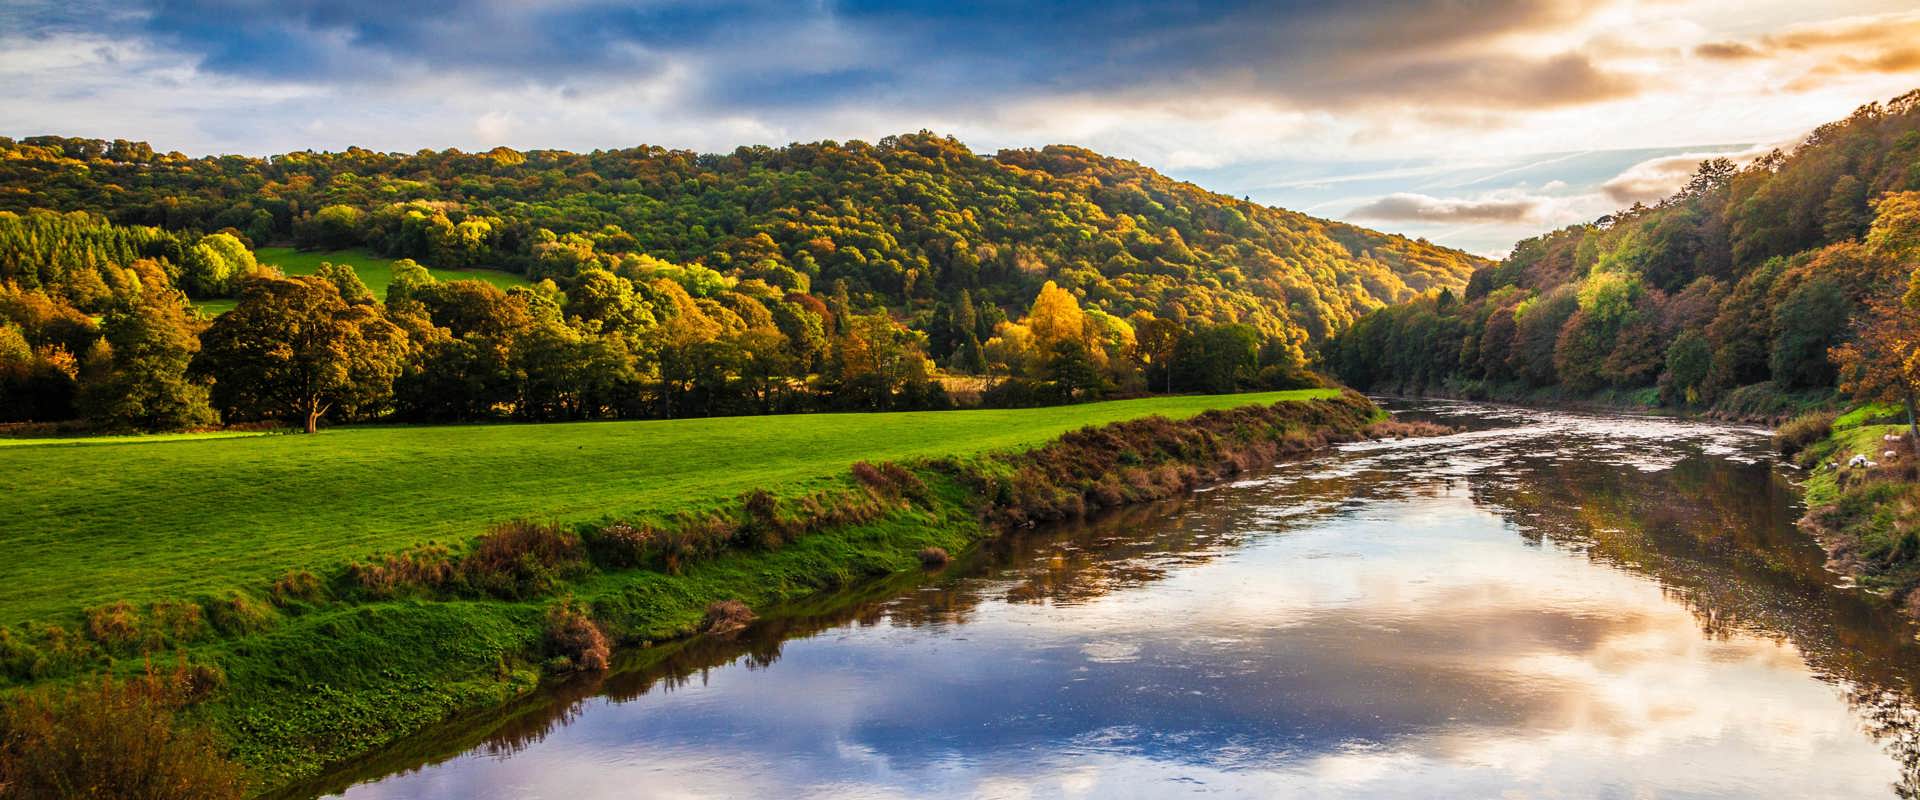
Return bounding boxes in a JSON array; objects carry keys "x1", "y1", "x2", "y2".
[{"x1": 317, "y1": 401, "x2": 1920, "y2": 799}]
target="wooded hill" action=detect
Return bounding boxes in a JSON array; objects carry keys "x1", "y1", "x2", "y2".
[
  {"x1": 0, "y1": 132, "x2": 1482, "y2": 429},
  {"x1": 1324, "y1": 90, "x2": 1920, "y2": 418}
]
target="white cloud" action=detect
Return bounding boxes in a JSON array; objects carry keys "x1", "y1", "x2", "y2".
[{"x1": 1598, "y1": 141, "x2": 1786, "y2": 204}]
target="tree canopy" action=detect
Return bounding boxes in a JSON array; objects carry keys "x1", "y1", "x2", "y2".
[{"x1": 1324, "y1": 90, "x2": 1920, "y2": 415}]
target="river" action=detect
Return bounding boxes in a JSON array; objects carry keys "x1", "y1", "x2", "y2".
[{"x1": 309, "y1": 400, "x2": 1920, "y2": 798}]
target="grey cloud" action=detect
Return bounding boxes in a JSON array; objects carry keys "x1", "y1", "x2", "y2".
[{"x1": 1347, "y1": 193, "x2": 1548, "y2": 224}]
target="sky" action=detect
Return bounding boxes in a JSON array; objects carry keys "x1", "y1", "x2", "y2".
[{"x1": 5, "y1": 1, "x2": 1920, "y2": 257}]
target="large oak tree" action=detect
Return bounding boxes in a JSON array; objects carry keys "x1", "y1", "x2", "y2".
[{"x1": 194, "y1": 274, "x2": 411, "y2": 433}]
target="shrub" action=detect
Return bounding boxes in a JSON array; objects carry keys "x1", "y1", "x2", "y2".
[
  {"x1": 543, "y1": 600, "x2": 610, "y2": 673},
  {"x1": 0, "y1": 624, "x2": 93, "y2": 683},
  {"x1": 850, "y1": 461, "x2": 889, "y2": 490},
  {"x1": 269, "y1": 570, "x2": 327, "y2": 606},
  {"x1": 147, "y1": 601, "x2": 206, "y2": 645},
  {"x1": 83, "y1": 601, "x2": 143, "y2": 652},
  {"x1": 657, "y1": 513, "x2": 733, "y2": 574},
  {"x1": 0, "y1": 660, "x2": 247, "y2": 799},
  {"x1": 700, "y1": 600, "x2": 755, "y2": 635},
  {"x1": 347, "y1": 542, "x2": 456, "y2": 599},
  {"x1": 1773, "y1": 410, "x2": 1837, "y2": 457},
  {"x1": 205, "y1": 592, "x2": 276, "y2": 636},
  {"x1": 734, "y1": 489, "x2": 794, "y2": 550},
  {"x1": 850, "y1": 460, "x2": 928, "y2": 502},
  {"x1": 462, "y1": 521, "x2": 586, "y2": 599},
  {"x1": 586, "y1": 522, "x2": 655, "y2": 569},
  {"x1": 917, "y1": 547, "x2": 951, "y2": 567}
]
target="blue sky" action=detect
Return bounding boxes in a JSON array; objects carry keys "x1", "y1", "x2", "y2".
[{"x1": 5, "y1": 0, "x2": 1920, "y2": 255}]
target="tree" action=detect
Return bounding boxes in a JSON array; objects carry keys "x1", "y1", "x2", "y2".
[
  {"x1": 384, "y1": 258, "x2": 436, "y2": 313},
  {"x1": 1040, "y1": 338, "x2": 1103, "y2": 401},
  {"x1": 1833, "y1": 266, "x2": 1920, "y2": 455},
  {"x1": 194, "y1": 275, "x2": 411, "y2": 433},
  {"x1": 1660, "y1": 329, "x2": 1712, "y2": 406},
  {"x1": 1026, "y1": 280, "x2": 1086, "y2": 347},
  {"x1": 78, "y1": 286, "x2": 216, "y2": 430},
  {"x1": 1822, "y1": 175, "x2": 1871, "y2": 242},
  {"x1": 1768, "y1": 276, "x2": 1850, "y2": 389},
  {"x1": 1173, "y1": 324, "x2": 1258, "y2": 393},
  {"x1": 1130, "y1": 312, "x2": 1184, "y2": 393},
  {"x1": 313, "y1": 261, "x2": 375, "y2": 306},
  {"x1": 298, "y1": 204, "x2": 364, "y2": 250},
  {"x1": 823, "y1": 313, "x2": 937, "y2": 410},
  {"x1": 0, "y1": 321, "x2": 79, "y2": 422},
  {"x1": 180, "y1": 232, "x2": 257, "y2": 296}
]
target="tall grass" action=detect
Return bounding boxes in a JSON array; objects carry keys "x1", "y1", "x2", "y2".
[{"x1": 0, "y1": 660, "x2": 247, "y2": 799}]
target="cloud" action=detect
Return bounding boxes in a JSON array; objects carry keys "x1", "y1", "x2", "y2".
[
  {"x1": 1693, "y1": 42, "x2": 1762, "y2": 60},
  {"x1": 1686, "y1": 11, "x2": 1920, "y2": 88},
  {"x1": 1598, "y1": 142, "x2": 1781, "y2": 205},
  {"x1": 16, "y1": 0, "x2": 1653, "y2": 123},
  {"x1": 1347, "y1": 193, "x2": 1554, "y2": 225}
]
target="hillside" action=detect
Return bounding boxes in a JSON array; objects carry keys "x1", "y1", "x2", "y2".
[
  {"x1": 1323, "y1": 90, "x2": 1920, "y2": 419},
  {"x1": 0, "y1": 133, "x2": 1481, "y2": 355},
  {"x1": 0, "y1": 133, "x2": 1482, "y2": 432}
]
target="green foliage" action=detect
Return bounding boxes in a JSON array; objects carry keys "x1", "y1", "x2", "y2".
[
  {"x1": 1767, "y1": 276, "x2": 1849, "y2": 389},
  {"x1": 0, "y1": 132, "x2": 1484, "y2": 374},
  {"x1": 193, "y1": 275, "x2": 413, "y2": 432},
  {"x1": 1660, "y1": 329, "x2": 1713, "y2": 405},
  {"x1": 1325, "y1": 90, "x2": 1920, "y2": 411},
  {"x1": 181, "y1": 232, "x2": 257, "y2": 297},
  {"x1": 1173, "y1": 323, "x2": 1260, "y2": 393},
  {"x1": 76, "y1": 287, "x2": 217, "y2": 431}
]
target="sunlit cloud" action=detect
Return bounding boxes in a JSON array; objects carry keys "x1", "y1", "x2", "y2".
[{"x1": 1598, "y1": 142, "x2": 1786, "y2": 205}]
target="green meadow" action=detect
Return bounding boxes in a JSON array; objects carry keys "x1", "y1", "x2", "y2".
[
  {"x1": 193, "y1": 247, "x2": 531, "y2": 314},
  {"x1": 0, "y1": 390, "x2": 1334, "y2": 625}
]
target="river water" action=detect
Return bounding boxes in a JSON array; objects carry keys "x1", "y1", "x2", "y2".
[{"x1": 317, "y1": 401, "x2": 1920, "y2": 799}]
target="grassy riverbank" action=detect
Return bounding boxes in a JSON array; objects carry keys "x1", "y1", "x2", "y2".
[
  {"x1": 0, "y1": 390, "x2": 1388, "y2": 794},
  {"x1": 1788, "y1": 404, "x2": 1920, "y2": 606},
  {"x1": 0, "y1": 390, "x2": 1333, "y2": 625}
]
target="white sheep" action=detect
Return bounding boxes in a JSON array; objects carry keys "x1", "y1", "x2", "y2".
[{"x1": 1849, "y1": 454, "x2": 1876, "y2": 469}]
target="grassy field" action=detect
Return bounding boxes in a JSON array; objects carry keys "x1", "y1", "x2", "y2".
[
  {"x1": 0, "y1": 390, "x2": 1335, "y2": 624},
  {"x1": 193, "y1": 247, "x2": 531, "y2": 314}
]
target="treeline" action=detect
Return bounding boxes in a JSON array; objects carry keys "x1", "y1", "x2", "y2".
[
  {"x1": 0, "y1": 131, "x2": 1483, "y2": 380},
  {"x1": 0, "y1": 211, "x2": 1319, "y2": 431},
  {"x1": 1324, "y1": 90, "x2": 1920, "y2": 417}
]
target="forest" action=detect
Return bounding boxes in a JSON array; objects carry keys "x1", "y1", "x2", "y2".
[
  {"x1": 0, "y1": 132, "x2": 1482, "y2": 431},
  {"x1": 1323, "y1": 90, "x2": 1920, "y2": 422}
]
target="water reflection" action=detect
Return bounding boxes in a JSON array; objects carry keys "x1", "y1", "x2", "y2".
[{"x1": 310, "y1": 401, "x2": 1920, "y2": 799}]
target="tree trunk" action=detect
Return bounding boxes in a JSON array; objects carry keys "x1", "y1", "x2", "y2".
[
  {"x1": 1906, "y1": 389, "x2": 1919, "y2": 460},
  {"x1": 304, "y1": 398, "x2": 329, "y2": 434}
]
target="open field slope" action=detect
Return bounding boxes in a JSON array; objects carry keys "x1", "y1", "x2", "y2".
[
  {"x1": 0, "y1": 389, "x2": 1333, "y2": 625},
  {"x1": 195, "y1": 247, "x2": 530, "y2": 314},
  {"x1": 254, "y1": 247, "x2": 531, "y2": 296}
]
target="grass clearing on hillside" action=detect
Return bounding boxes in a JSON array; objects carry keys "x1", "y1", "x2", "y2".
[
  {"x1": 192, "y1": 247, "x2": 530, "y2": 314},
  {"x1": 0, "y1": 390, "x2": 1334, "y2": 624},
  {"x1": 0, "y1": 430, "x2": 273, "y2": 448}
]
